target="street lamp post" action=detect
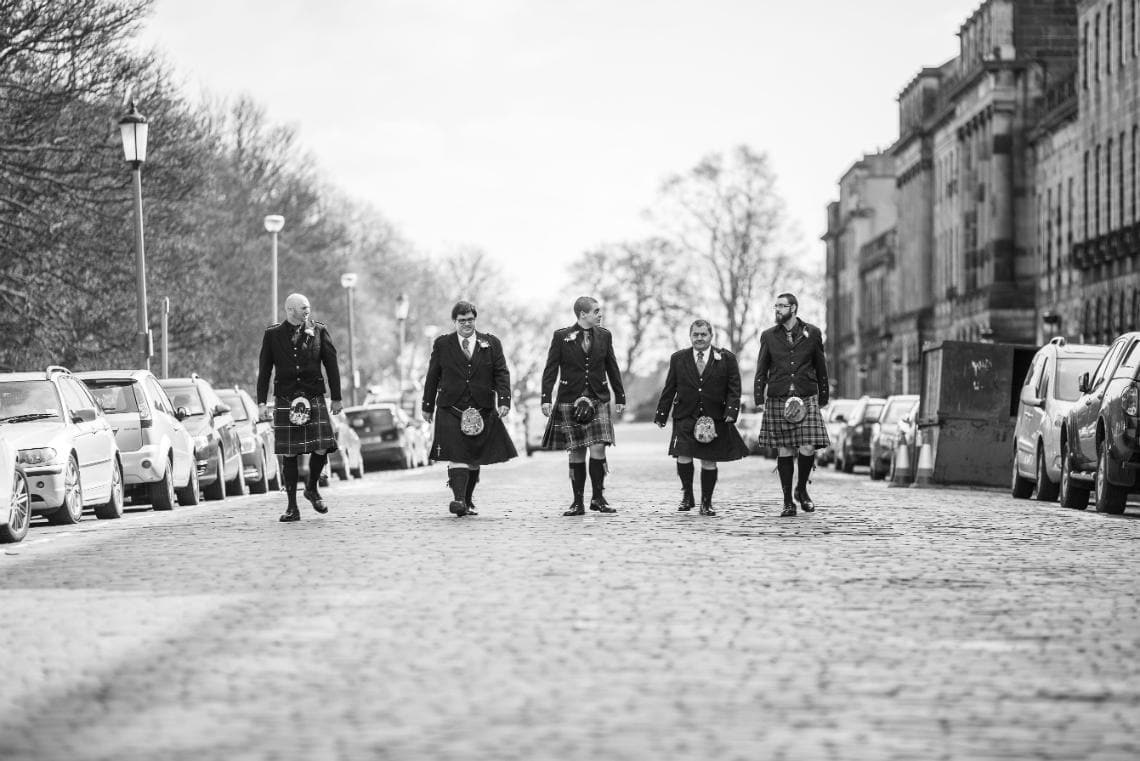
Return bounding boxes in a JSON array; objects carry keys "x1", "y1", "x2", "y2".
[
  {"x1": 395, "y1": 293, "x2": 410, "y2": 408},
  {"x1": 118, "y1": 101, "x2": 152, "y2": 370},
  {"x1": 264, "y1": 214, "x2": 284, "y2": 324},
  {"x1": 340, "y1": 273, "x2": 358, "y2": 406}
]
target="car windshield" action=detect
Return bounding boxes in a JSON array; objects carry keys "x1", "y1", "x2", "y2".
[
  {"x1": 828, "y1": 401, "x2": 855, "y2": 421},
  {"x1": 349, "y1": 409, "x2": 396, "y2": 430},
  {"x1": 83, "y1": 381, "x2": 140, "y2": 414},
  {"x1": 164, "y1": 385, "x2": 205, "y2": 416},
  {"x1": 864, "y1": 402, "x2": 885, "y2": 421},
  {"x1": 882, "y1": 399, "x2": 918, "y2": 424},
  {"x1": 0, "y1": 380, "x2": 62, "y2": 421},
  {"x1": 1055, "y1": 357, "x2": 1104, "y2": 402},
  {"x1": 216, "y1": 392, "x2": 248, "y2": 421}
]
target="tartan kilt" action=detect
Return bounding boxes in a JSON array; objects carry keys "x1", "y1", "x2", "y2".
[
  {"x1": 429, "y1": 407, "x2": 518, "y2": 465},
  {"x1": 758, "y1": 394, "x2": 830, "y2": 450},
  {"x1": 542, "y1": 401, "x2": 615, "y2": 450},
  {"x1": 273, "y1": 395, "x2": 338, "y2": 455},
  {"x1": 668, "y1": 416, "x2": 750, "y2": 461}
]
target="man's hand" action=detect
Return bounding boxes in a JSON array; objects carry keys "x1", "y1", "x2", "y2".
[
  {"x1": 423, "y1": 411, "x2": 433, "y2": 424},
  {"x1": 656, "y1": 421, "x2": 666, "y2": 429},
  {"x1": 330, "y1": 400, "x2": 343, "y2": 415},
  {"x1": 725, "y1": 416, "x2": 736, "y2": 423},
  {"x1": 541, "y1": 403, "x2": 552, "y2": 417},
  {"x1": 615, "y1": 404, "x2": 625, "y2": 414},
  {"x1": 257, "y1": 403, "x2": 271, "y2": 422},
  {"x1": 498, "y1": 406, "x2": 510, "y2": 418}
]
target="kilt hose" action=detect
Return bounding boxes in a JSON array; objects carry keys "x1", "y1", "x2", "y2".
[
  {"x1": 273, "y1": 395, "x2": 338, "y2": 455},
  {"x1": 542, "y1": 401, "x2": 616, "y2": 450},
  {"x1": 668, "y1": 416, "x2": 750, "y2": 461},
  {"x1": 429, "y1": 407, "x2": 518, "y2": 465},
  {"x1": 758, "y1": 394, "x2": 830, "y2": 450}
]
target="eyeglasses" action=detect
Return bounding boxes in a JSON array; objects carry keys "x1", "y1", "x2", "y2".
[
  {"x1": 773, "y1": 304, "x2": 792, "y2": 310},
  {"x1": 455, "y1": 317, "x2": 476, "y2": 324}
]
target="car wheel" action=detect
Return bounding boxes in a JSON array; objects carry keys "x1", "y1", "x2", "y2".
[
  {"x1": 48, "y1": 455, "x2": 84, "y2": 525},
  {"x1": 150, "y1": 457, "x2": 176, "y2": 510},
  {"x1": 1010, "y1": 446, "x2": 1033, "y2": 498},
  {"x1": 249, "y1": 450, "x2": 270, "y2": 494},
  {"x1": 1094, "y1": 439, "x2": 1127, "y2": 514},
  {"x1": 225, "y1": 452, "x2": 247, "y2": 496},
  {"x1": 1058, "y1": 438, "x2": 1089, "y2": 510},
  {"x1": 203, "y1": 449, "x2": 226, "y2": 501},
  {"x1": 1030, "y1": 444, "x2": 1058, "y2": 502},
  {"x1": 0, "y1": 469, "x2": 30, "y2": 543},
  {"x1": 177, "y1": 463, "x2": 201, "y2": 506},
  {"x1": 94, "y1": 460, "x2": 124, "y2": 519},
  {"x1": 841, "y1": 446, "x2": 854, "y2": 473}
]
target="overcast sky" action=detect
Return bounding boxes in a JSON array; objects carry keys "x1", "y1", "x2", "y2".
[{"x1": 138, "y1": 0, "x2": 981, "y2": 303}]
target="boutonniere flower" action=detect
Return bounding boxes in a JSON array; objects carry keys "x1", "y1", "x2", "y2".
[
  {"x1": 478, "y1": 339, "x2": 490, "y2": 349},
  {"x1": 712, "y1": 349, "x2": 723, "y2": 361},
  {"x1": 564, "y1": 330, "x2": 579, "y2": 342},
  {"x1": 303, "y1": 318, "x2": 316, "y2": 338}
]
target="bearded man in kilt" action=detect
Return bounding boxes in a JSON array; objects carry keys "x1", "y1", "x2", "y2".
[
  {"x1": 655, "y1": 320, "x2": 750, "y2": 516},
  {"x1": 422, "y1": 301, "x2": 517, "y2": 517},
  {"x1": 256, "y1": 293, "x2": 342, "y2": 522},
  {"x1": 755, "y1": 292, "x2": 830, "y2": 517},
  {"x1": 540, "y1": 296, "x2": 626, "y2": 516}
]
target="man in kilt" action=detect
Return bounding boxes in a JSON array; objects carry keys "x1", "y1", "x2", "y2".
[
  {"x1": 540, "y1": 296, "x2": 626, "y2": 516},
  {"x1": 257, "y1": 293, "x2": 342, "y2": 522},
  {"x1": 655, "y1": 320, "x2": 750, "y2": 516},
  {"x1": 422, "y1": 301, "x2": 517, "y2": 517},
  {"x1": 754, "y1": 292, "x2": 830, "y2": 517}
]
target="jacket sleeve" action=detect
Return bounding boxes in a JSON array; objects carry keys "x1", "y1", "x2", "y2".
[
  {"x1": 422, "y1": 337, "x2": 443, "y2": 414},
  {"x1": 754, "y1": 336, "x2": 771, "y2": 406},
  {"x1": 812, "y1": 329, "x2": 830, "y2": 407},
  {"x1": 256, "y1": 330, "x2": 274, "y2": 405},
  {"x1": 605, "y1": 335, "x2": 626, "y2": 405},
  {"x1": 725, "y1": 351, "x2": 742, "y2": 420},
  {"x1": 654, "y1": 355, "x2": 678, "y2": 425},
  {"x1": 319, "y1": 326, "x2": 342, "y2": 402},
  {"x1": 492, "y1": 336, "x2": 512, "y2": 409},
  {"x1": 540, "y1": 331, "x2": 561, "y2": 404}
]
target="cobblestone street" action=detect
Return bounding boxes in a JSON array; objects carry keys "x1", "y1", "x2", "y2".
[{"x1": 1, "y1": 424, "x2": 1138, "y2": 760}]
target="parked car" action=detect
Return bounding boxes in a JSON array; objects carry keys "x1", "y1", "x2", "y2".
[
  {"x1": 345, "y1": 403, "x2": 419, "y2": 469},
  {"x1": 0, "y1": 435, "x2": 30, "y2": 543},
  {"x1": 1061, "y1": 331, "x2": 1140, "y2": 513},
  {"x1": 160, "y1": 374, "x2": 245, "y2": 501},
  {"x1": 816, "y1": 398, "x2": 856, "y2": 465},
  {"x1": 0, "y1": 366, "x2": 123, "y2": 522},
  {"x1": 327, "y1": 410, "x2": 364, "y2": 480},
  {"x1": 1011, "y1": 337, "x2": 1108, "y2": 502},
  {"x1": 834, "y1": 395, "x2": 886, "y2": 473},
  {"x1": 216, "y1": 387, "x2": 280, "y2": 494},
  {"x1": 888, "y1": 398, "x2": 923, "y2": 481},
  {"x1": 78, "y1": 369, "x2": 199, "y2": 509},
  {"x1": 403, "y1": 412, "x2": 432, "y2": 467},
  {"x1": 868, "y1": 394, "x2": 921, "y2": 480}
]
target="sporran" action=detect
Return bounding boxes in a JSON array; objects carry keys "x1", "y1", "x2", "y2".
[
  {"x1": 783, "y1": 396, "x2": 807, "y2": 425},
  {"x1": 693, "y1": 415, "x2": 718, "y2": 444},
  {"x1": 572, "y1": 397, "x2": 596, "y2": 425},
  {"x1": 460, "y1": 407, "x2": 485, "y2": 436},
  {"x1": 289, "y1": 396, "x2": 312, "y2": 425}
]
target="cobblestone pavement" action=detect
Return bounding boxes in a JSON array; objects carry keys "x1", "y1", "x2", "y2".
[{"x1": 1, "y1": 424, "x2": 1138, "y2": 760}]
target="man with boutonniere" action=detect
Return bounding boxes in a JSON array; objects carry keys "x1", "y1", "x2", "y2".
[
  {"x1": 421, "y1": 301, "x2": 517, "y2": 517},
  {"x1": 540, "y1": 296, "x2": 626, "y2": 516},
  {"x1": 256, "y1": 292, "x2": 342, "y2": 523},
  {"x1": 655, "y1": 320, "x2": 749, "y2": 516}
]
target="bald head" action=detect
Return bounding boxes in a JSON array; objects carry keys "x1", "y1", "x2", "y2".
[{"x1": 284, "y1": 293, "x2": 311, "y2": 325}]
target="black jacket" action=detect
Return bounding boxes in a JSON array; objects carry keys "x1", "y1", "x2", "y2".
[
  {"x1": 655, "y1": 347, "x2": 743, "y2": 424},
  {"x1": 421, "y1": 331, "x2": 511, "y2": 413},
  {"x1": 256, "y1": 320, "x2": 342, "y2": 404},
  {"x1": 754, "y1": 319, "x2": 829, "y2": 406},
  {"x1": 541, "y1": 325, "x2": 626, "y2": 405}
]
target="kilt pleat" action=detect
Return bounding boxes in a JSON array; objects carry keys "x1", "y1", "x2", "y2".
[
  {"x1": 542, "y1": 402, "x2": 615, "y2": 450},
  {"x1": 758, "y1": 394, "x2": 830, "y2": 450},
  {"x1": 429, "y1": 408, "x2": 518, "y2": 465},
  {"x1": 668, "y1": 416, "x2": 750, "y2": 461},
  {"x1": 273, "y1": 395, "x2": 338, "y2": 455}
]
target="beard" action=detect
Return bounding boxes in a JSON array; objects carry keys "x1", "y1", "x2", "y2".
[{"x1": 775, "y1": 311, "x2": 793, "y2": 326}]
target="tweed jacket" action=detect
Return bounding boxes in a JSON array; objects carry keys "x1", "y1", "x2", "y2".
[
  {"x1": 256, "y1": 320, "x2": 341, "y2": 404},
  {"x1": 654, "y1": 347, "x2": 743, "y2": 425},
  {"x1": 540, "y1": 325, "x2": 626, "y2": 405},
  {"x1": 421, "y1": 331, "x2": 512, "y2": 414},
  {"x1": 754, "y1": 319, "x2": 830, "y2": 407}
]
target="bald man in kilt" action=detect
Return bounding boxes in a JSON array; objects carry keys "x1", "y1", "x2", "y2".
[
  {"x1": 422, "y1": 300, "x2": 517, "y2": 517},
  {"x1": 540, "y1": 296, "x2": 626, "y2": 516},
  {"x1": 754, "y1": 292, "x2": 830, "y2": 517},
  {"x1": 257, "y1": 293, "x2": 342, "y2": 522},
  {"x1": 655, "y1": 320, "x2": 750, "y2": 516}
]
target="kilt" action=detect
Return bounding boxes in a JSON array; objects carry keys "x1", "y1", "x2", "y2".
[
  {"x1": 758, "y1": 394, "x2": 830, "y2": 450},
  {"x1": 668, "y1": 416, "x2": 750, "y2": 461},
  {"x1": 429, "y1": 407, "x2": 518, "y2": 465},
  {"x1": 273, "y1": 395, "x2": 338, "y2": 455},
  {"x1": 542, "y1": 401, "x2": 615, "y2": 450}
]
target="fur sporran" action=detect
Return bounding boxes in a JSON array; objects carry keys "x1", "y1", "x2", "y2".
[
  {"x1": 693, "y1": 415, "x2": 718, "y2": 444},
  {"x1": 459, "y1": 406, "x2": 485, "y2": 436},
  {"x1": 288, "y1": 396, "x2": 312, "y2": 425},
  {"x1": 783, "y1": 396, "x2": 807, "y2": 425},
  {"x1": 572, "y1": 397, "x2": 596, "y2": 425}
]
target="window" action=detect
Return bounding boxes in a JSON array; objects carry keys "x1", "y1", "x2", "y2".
[
  {"x1": 1120, "y1": 132, "x2": 1126, "y2": 229},
  {"x1": 1056, "y1": 358, "x2": 1103, "y2": 401},
  {"x1": 1095, "y1": 14, "x2": 1101, "y2": 82},
  {"x1": 147, "y1": 378, "x2": 173, "y2": 415},
  {"x1": 1108, "y1": 5, "x2": 1114, "y2": 74},
  {"x1": 1096, "y1": 144, "x2": 1102, "y2": 236},
  {"x1": 1133, "y1": 126, "x2": 1138, "y2": 223},
  {"x1": 1107, "y1": 137, "x2": 1114, "y2": 229},
  {"x1": 1083, "y1": 22, "x2": 1091, "y2": 89},
  {"x1": 1084, "y1": 150, "x2": 1091, "y2": 238},
  {"x1": 60, "y1": 378, "x2": 94, "y2": 414}
]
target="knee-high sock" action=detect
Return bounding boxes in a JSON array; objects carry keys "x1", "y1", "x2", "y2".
[
  {"x1": 700, "y1": 467, "x2": 718, "y2": 501},
  {"x1": 569, "y1": 461, "x2": 586, "y2": 500},
  {"x1": 447, "y1": 467, "x2": 469, "y2": 501},
  {"x1": 307, "y1": 452, "x2": 328, "y2": 489},
  {"x1": 676, "y1": 461, "x2": 695, "y2": 496},
  {"x1": 776, "y1": 456, "x2": 795, "y2": 501},
  {"x1": 282, "y1": 456, "x2": 299, "y2": 507},
  {"x1": 465, "y1": 468, "x2": 480, "y2": 504},
  {"x1": 588, "y1": 457, "x2": 606, "y2": 499},
  {"x1": 796, "y1": 453, "x2": 814, "y2": 491}
]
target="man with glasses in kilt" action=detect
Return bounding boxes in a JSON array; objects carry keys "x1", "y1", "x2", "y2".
[
  {"x1": 257, "y1": 292, "x2": 342, "y2": 522},
  {"x1": 540, "y1": 296, "x2": 626, "y2": 516},
  {"x1": 754, "y1": 292, "x2": 831, "y2": 517}
]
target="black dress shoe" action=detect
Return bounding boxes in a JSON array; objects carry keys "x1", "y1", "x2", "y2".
[
  {"x1": 303, "y1": 488, "x2": 328, "y2": 514},
  {"x1": 678, "y1": 493, "x2": 695, "y2": 511},
  {"x1": 449, "y1": 499, "x2": 468, "y2": 517},
  {"x1": 279, "y1": 505, "x2": 301, "y2": 522},
  {"x1": 563, "y1": 499, "x2": 586, "y2": 516},
  {"x1": 780, "y1": 502, "x2": 797, "y2": 517},
  {"x1": 590, "y1": 495, "x2": 616, "y2": 514},
  {"x1": 699, "y1": 499, "x2": 716, "y2": 516},
  {"x1": 794, "y1": 487, "x2": 815, "y2": 512},
  {"x1": 465, "y1": 501, "x2": 479, "y2": 517}
]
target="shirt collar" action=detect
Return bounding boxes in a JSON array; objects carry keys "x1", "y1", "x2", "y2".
[
  {"x1": 458, "y1": 332, "x2": 477, "y2": 350},
  {"x1": 692, "y1": 347, "x2": 711, "y2": 363}
]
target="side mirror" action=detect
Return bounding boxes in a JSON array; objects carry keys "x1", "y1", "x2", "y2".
[
  {"x1": 1077, "y1": 373, "x2": 1090, "y2": 394},
  {"x1": 1019, "y1": 386, "x2": 1044, "y2": 408},
  {"x1": 175, "y1": 406, "x2": 190, "y2": 421},
  {"x1": 213, "y1": 403, "x2": 230, "y2": 416},
  {"x1": 71, "y1": 408, "x2": 97, "y2": 423},
  {"x1": 834, "y1": 414, "x2": 847, "y2": 423}
]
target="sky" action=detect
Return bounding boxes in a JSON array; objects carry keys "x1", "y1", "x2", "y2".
[{"x1": 138, "y1": 0, "x2": 982, "y2": 304}]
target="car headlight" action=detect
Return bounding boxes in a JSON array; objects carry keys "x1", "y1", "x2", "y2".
[
  {"x1": 193, "y1": 435, "x2": 209, "y2": 450},
  {"x1": 18, "y1": 447, "x2": 59, "y2": 466}
]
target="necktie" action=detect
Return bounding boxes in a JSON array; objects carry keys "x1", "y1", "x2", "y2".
[
  {"x1": 696, "y1": 350, "x2": 706, "y2": 374},
  {"x1": 581, "y1": 330, "x2": 592, "y2": 354},
  {"x1": 462, "y1": 337, "x2": 471, "y2": 359}
]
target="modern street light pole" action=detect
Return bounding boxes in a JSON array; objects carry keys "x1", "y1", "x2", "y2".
[
  {"x1": 340, "y1": 273, "x2": 358, "y2": 406},
  {"x1": 395, "y1": 292, "x2": 410, "y2": 409},
  {"x1": 118, "y1": 101, "x2": 152, "y2": 370},
  {"x1": 264, "y1": 214, "x2": 284, "y2": 324},
  {"x1": 161, "y1": 296, "x2": 170, "y2": 379}
]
